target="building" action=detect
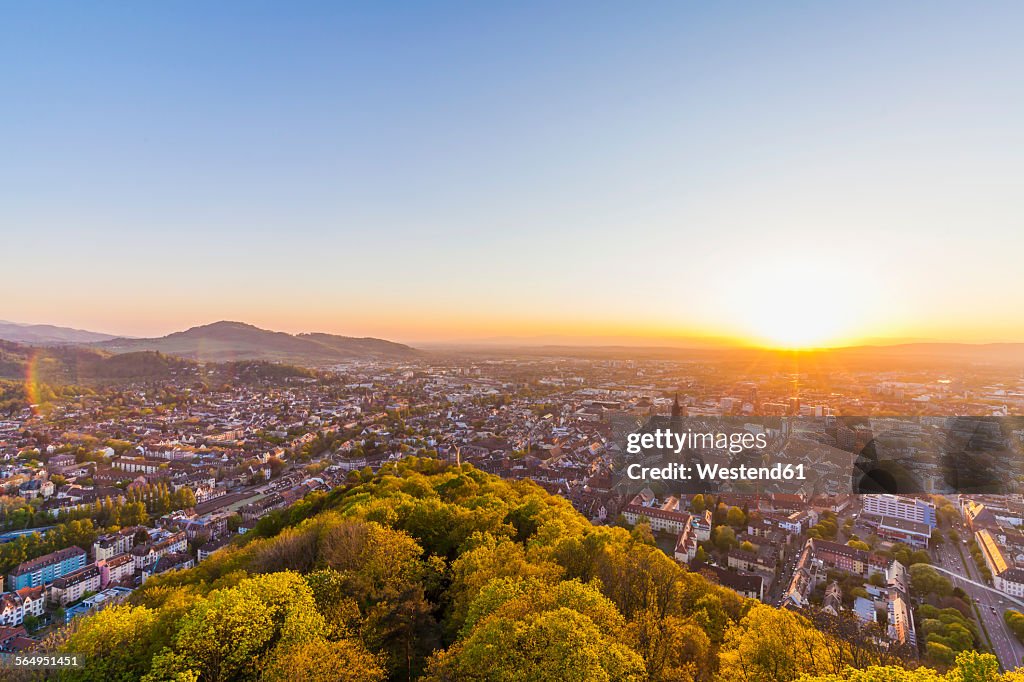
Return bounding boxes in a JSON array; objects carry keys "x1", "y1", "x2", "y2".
[
  {"x1": 811, "y1": 539, "x2": 870, "y2": 577},
  {"x1": 99, "y1": 554, "x2": 135, "y2": 587},
  {"x1": 0, "y1": 587, "x2": 45, "y2": 627},
  {"x1": 962, "y1": 499, "x2": 998, "y2": 531},
  {"x1": 131, "y1": 531, "x2": 188, "y2": 570},
  {"x1": 977, "y1": 529, "x2": 1010, "y2": 576},
  {"x1": 693, "y1": 562, "x2": 764, "y2": 601},
  {"x1": 887, "y1": 589, "x2": 917, "y2": 647},
  {"x1": 48, "y1": 564, "x2": 102, "y2": 606},
  {"x1": 7, "y1": 546, "x2": 87, "y2": 590},
  {"x1": 874, "y1": 516, "x2": 932, "y2": 549},
  {"x1": 976, "y1": 529, "x2": 1024, "y2": 597},
  {"x1": 92, "y1": 529, "x2": 135, "y2": 561},
  {"x1": 862, "y1": 495, "x2": 936, "y2": 529},
  {"x1": 112, "y1": 457, "x2": 165, "y2": 475},
  {"x1": 822, "y1": 581, "x2": 842, "y2": 616},
  {"x1": 621, "y1": 491, "x2": 693, "y2": 534},
  {"x1": 727, "y1": 549, "x2": 776, "y2": 574},
  {"x1": 160, "y1": 510, "x2": 231, "y2": 541},
  {"x1": 197, "y1": 535, "x2": 233, "y2": 562},
  {"x1": 63, "y1": 586, "x2": 133, "y2": 624},
  {"x1": 853, "y1": 597, "x2": 877, "y2": 626},
  {"x1": 142, "y1": 552, "x2": 194, "y2": 582},
  {"x1": 783, "y1": 541, "x2": 818, "y2": 609}
]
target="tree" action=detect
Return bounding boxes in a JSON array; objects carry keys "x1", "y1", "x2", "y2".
[
  {"x1": 910, "y1": 564, "x2": 953, "y2": 599},
  {"x1": 630, "y1": 522, "x2": 656, "y2": 546},
  {"x1": 262, "y1": 638, "x2": 386, "y2": 682},
  {"x1": 144, "y1": 572, "x2": 325, "y2": 681},
  {"x1": 718, "y1": 603, "x2": 833, "y2": 681},
  {"x1": 690, "y1": 494, "x2": 705, "y2": 514},
  {"x1": 796, "y1": 651, "x2": 1011, "y2": 680},
  {"x1": 726, "y1": 506, "x2": 746, "y2": 528},
  {"x1": 268, "y1": 456, "x2": 287, "y2": 478},
  {"x1": 59, "y1": 605, "x2": 164, "y2": 682},
  {"x1": 713, "y1": 525, "x2": 736, "y2": 551},
  {"x1": 133, "y1": 527, "x2": 150, "y2": 546},
  {"x1": 1006, "y1": 609, "x2": 1024, "y2": 644},
  {"x1": 365, "y1": 584, "x2": 437, "y2": 680},
  {"x1": 626, "y1": 608, "x2": 710, "y2": 682},
  {"x1": 427, "y1": 582, "x2": 646, "y2": 681},
  {"x1": 172, "y1": 487, "x2": 196, "y2": 511}
]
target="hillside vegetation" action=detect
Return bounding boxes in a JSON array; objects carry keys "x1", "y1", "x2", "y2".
[
  {"x1": 47, "y1": 459, "x2": 1020, "y2": 681},
  {"x1": 98, "y1": 321, "x2": 421, "y2": 364},
  {"x1": 0, "y1": 340, "x2": 315, "y2": 415}
]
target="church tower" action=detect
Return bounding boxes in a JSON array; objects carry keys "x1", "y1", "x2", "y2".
[{"x1": 670, "y1": 393, "x2": 684, "y2": 433}]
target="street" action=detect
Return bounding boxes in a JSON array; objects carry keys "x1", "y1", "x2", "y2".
[{"x1": 933, "y1": 536, "x2": 1024, "y2": 671}]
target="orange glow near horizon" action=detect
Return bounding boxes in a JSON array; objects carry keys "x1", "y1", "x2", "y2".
[
  {"x1": 7, "y1": 276, "x2": 1024, "y2": 350},
  {"x1": 7, "y1": 305, "x2": 1024, "y2": 349}
]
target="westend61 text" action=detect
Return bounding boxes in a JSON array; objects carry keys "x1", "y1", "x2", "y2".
[{"x1": 625, "y1": 462, "x2": 806, "y2": 482}]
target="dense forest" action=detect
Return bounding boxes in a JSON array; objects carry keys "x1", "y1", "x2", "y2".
[{"x1": 36, "y1": 459, "x2": 1023, "y2": 681}]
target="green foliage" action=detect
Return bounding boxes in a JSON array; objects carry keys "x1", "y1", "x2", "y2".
[
  {"x1": 910, "y1": 564, "x2": 954, "y2": 599},
  {"x1": 64, "y1": 459, "x2": 970, "y2": 681},
  {"x1": 798, "y1": 651, "x2": 1014, "y2": 680},
  {"x1": 810, "y1": 513, "x2": 839, "y2": 540},
  {"x1": 0, "y1": 518, "x2": 98, "y2": 576},
  {"x1": 1006, "y1": 609, "x2": 1024, "y2": 644}
]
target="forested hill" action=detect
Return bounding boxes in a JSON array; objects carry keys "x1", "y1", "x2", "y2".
[
  {"x1": 48, "y1": 459, "x2": 1016, "y2": 681},
  {"x1": 0, "y1": 339, "x2": 316, "y2": 415}
]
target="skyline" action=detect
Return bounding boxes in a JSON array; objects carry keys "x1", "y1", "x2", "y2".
[
  {"x1": 5, "y1": 2, "x2": 1024, "y2": 347},
  {"x1": 1, "y1": 316, "x2": 1019, "y2": 352}
]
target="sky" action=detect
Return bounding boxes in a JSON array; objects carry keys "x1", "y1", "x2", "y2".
[{"x1": 3, "y1": 2, "x2": 1023, "y2": 347}]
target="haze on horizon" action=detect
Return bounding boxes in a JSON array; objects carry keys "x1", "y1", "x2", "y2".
[{"x1": 4, "y1": 3, "x2": 1023, "y2": 349}]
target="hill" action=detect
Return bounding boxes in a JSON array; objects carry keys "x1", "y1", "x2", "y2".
[
  {"x1": 0, "y1": 340, "x2": 317, "y2": 414},
  {"x1": 0, "y1": 339, "x2": 192, "y2": 385},
  {"x1": 0, "y1": 320, "x2": 118, "y2": 345},
  {"x1": 46, "y1": 459, "x2": 1002, "y2": 682},
  {"x1": 98, "y1": 321, "x2": 421, "y2": 364}
]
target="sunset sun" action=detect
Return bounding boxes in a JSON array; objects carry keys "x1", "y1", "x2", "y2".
[{"x1": 717, "y1": 258, "x2": 873, "y2": 349}]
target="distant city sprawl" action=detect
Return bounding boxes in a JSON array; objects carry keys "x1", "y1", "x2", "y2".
[{"x1": 0, "y1": 341, "x2": 1023, "y2": 677}]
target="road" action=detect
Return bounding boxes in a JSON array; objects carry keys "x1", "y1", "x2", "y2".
[{"x1": 933, "y1": 536, "x2": 1024, "y2": 671}]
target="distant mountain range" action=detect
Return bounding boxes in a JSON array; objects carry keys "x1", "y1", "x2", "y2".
[
  {"x1": 97, "y1": 321, "x2": 420, "y2": 363},
  {"x1": 2, "y1": 319, "x2": 1022, "y2": 368},
  {"x1": 0, "y1": 320, "x2": 118, "y2": 345},
  {"x1": 0, "y1": 320, "x2": 420, "y2": 365}
]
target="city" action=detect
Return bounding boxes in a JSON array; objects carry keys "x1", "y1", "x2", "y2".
[
  {"x1": 2, "y1": 335, "x2": 1023, "y2": 675},
  {"x1": 6, "y1": 2, "x2": 1024, "y2": 678}
]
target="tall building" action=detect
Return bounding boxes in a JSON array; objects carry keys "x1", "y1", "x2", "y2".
[
  {"x1": 7, "y1": 546, "x2": 87, "y2": 590},
  {"x1": 862, "y1": 494, "x2": 936, "y2": 529},
  {"x1": 670, "y1": 393, "x2": 684, "y2": 432}
]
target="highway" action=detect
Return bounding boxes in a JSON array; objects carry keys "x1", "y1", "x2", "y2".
[{"x1": 933, "y1": 537, "x2": 1024, "y2": 671}]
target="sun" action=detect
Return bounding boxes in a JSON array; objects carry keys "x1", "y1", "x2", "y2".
[
  {"x1": 715, "y1": 255, "x2": 875, "y2": 350},
  {"x1": 744, "y1": 303, "x2": 850, "y2": 349}
]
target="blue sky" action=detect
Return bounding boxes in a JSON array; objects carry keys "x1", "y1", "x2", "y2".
[{"x1": 4, "y1": 2, "x2": 1023, "y2": 345}]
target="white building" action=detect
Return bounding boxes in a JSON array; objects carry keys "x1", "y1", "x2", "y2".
[
  {"x1": 862, "y1": 495, "x2": 936, "y2": 529},
  {"x1": 0, "y1": 586, "x2": 45, "y2": 626}
]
